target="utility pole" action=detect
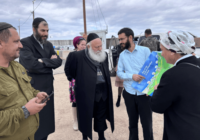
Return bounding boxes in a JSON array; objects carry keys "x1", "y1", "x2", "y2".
[
  {"x1": 83, "y1": 0, "x2": 87, "y2": 35},
  {"x1": 32, "y1": 0, "x2": 36, "y2": 20},
  {"x1": 18, "y1": 19, "x2": 20, "y2": 38}
]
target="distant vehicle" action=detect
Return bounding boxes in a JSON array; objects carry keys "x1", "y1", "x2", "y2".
[
  {"x1": 54, "y1": 46, "x2": 61, "y2": 50},
  {"x1": 67, "y1": 45, "x2": 75, "y2": 50}
]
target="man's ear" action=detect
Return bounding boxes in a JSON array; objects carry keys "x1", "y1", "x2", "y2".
[{"x1": 129, "y1": 35, "x2": 133, "y2": 42}]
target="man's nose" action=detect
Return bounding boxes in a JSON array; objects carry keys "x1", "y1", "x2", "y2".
[
  {"x1": 44, "y1": 31, "x2": 48, "y2": 36},
  {"x1": 98, "y1": 46, "x2": 102, "y2": 51},
  {"x1": 19, "y1": 41, "x2": 23, "y2": 48}
]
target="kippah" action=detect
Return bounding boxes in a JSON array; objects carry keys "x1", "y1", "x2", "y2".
[
  {"x1": 87, "y1": 33, "x2": 99, "y2": 43},
  {"x1": 0, "y1": 22, "x2": 13, "y2": 31},
  {"x1": 32, "y1": 17, "x2": 47, "y2": 28}
]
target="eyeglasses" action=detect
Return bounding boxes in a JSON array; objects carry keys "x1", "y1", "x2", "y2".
[{"x1": 118, "y1": 37, "x2": 127, "y2": 42}]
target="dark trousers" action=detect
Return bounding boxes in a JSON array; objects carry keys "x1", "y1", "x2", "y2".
[
  {"x1": 35, "y1": 136, "x2": 47, "y2": 140},
  {"x1": 123, "y1": 89, "x2": 153, "y2": 140},
  {"x1": 93, "y1": 98, "x2": 108, "y2": 132},
  {"x1": 72, "y1": 102, "x2": 77, "y2": 107}
]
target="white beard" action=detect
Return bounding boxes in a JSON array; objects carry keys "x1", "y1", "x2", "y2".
[{"x1": 88, "y1": 47, "x2": 106, "y2": 62}]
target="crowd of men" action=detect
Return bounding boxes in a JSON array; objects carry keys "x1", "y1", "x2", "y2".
[{"x1": 0, "y1": 17, "x2": 200, "y2": 140}]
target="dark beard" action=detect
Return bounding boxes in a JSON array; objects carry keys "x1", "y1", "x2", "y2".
[
  {"x1": 125, "y1": 39, "x2": 131, "y2": 50},
  {"x1": 120, "y1": 39, "x2": 131, "y2": 50},
  {"x1": 35, "y1": 29, "x2": 48, "y2": 44}
]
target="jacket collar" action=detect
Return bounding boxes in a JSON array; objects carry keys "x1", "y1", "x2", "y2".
[
  {"x1": 174, "y1": 54, "x2": 193, "y2": 66},
  {"x1": 176, "y1": 55, "x2": 198, "y2": 66},
  {"x1": 30, "y1": 35, "x2": 48, "y2": 58}
]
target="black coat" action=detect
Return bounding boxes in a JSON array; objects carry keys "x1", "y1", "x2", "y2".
[
  {"x1": 64, "y1": 50, "x2": 114, "y2": 139},
  {"x1": 19, "y1": 35, "x2": 62, "y2": 140},
  {"x1": 151, "y1": 56, "x2": 200, "y2": 140}
]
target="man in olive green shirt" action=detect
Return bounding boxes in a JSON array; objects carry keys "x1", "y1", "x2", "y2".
[{"x1": 0, "y1": 22, "x2": 47, "y2": 140}]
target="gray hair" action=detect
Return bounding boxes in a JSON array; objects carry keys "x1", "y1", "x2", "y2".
[
  {"x1": 87, "y1": 42, "x2": 91, "y2": 47},
  {"x1": 0, "y1": 27, "x2": 16, "y2": 43}
]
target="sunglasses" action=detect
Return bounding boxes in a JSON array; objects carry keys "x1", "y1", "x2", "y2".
[{"x1": 79, "y1": 37, "x2": 85, "y2": 41}]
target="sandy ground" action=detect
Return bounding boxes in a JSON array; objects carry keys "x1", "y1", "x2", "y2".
[{"x1": 47, "y1": 67, "x2": 163, "y2": 140}]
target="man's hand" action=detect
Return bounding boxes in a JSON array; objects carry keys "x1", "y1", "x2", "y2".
[
  {"x1": 51, "y1": 55, "x2": 57, "y2": 59},
  {"x1": 154, "y1": 84, "x2": 159, "y2": 90},
  {"x1": 36, "y1": 92, "x2": 48, "y2": 103},
  {"x1": 38, "y1": 59, "x2": 43, "y2": 63},
  {"x1": 132, "y1": 74, "x2": 145, "y2": 82},
  {"x1": 25, "y1": 98, "x2": 47, "y2": 115}
]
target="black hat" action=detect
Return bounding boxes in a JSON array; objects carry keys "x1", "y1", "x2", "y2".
[
  {"x1": 87, "y1": 33, "x2": 99, "y2": 43},
  {"x1": 0, "y1": 22, "x2": 13, "y2": 31},
  {"x1": 32, "y1": 17, "x2": 47, "y2": 28}
]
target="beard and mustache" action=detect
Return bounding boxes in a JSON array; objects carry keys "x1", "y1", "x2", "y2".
[
  {"x1": 35, "y1": 29, "x2": 48, "y2": 44},
  {"x1": 120, "y1": 39, "x2": 131, "y2": 50},
  {"x1": 88, "y1": 46, "x2": 106, "y2": 63}
]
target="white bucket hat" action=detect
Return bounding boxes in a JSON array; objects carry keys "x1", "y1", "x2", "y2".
[{"x1": 160, "y1": 30, "x2": 196, "y2": 54}]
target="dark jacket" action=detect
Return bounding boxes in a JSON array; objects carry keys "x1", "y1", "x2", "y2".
[
  {"x1": 151, "y1": 56, "x2": 200, "y2": 140},
  {"x1": 19, "y1": 35, "x2": 62, "y2": 140},
  {"x1": 64, "y1": 50, "x2": 114, "y2": 140}
]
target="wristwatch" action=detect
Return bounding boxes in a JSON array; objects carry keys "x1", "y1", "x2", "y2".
[{"x1": 22, "y1": 106, "x2": 30, "y2": 119}]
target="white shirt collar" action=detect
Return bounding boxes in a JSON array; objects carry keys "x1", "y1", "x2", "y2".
[{"x1": 174, "y1": 54, "x2": 193, "y2": 66}]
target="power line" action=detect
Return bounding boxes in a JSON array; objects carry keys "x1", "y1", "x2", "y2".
[
  {"x1": 34, "y1": 0, "x2": 44, "y2": 11},
  {"x1": 96, "y1": 0, "x2": 107, "y2": 26},
  {"x1": 20, "y1": 0, "x2": 44, "y2": 27},
  {"x1": 91, "y1": 0, "x2": 98, "y2": 29},
  {"x1": 95, "y1": 0, "x2": 103, "y2": 30},
  {"x1": 20, "y1": 13, "x2": 32, "y2": 27}
]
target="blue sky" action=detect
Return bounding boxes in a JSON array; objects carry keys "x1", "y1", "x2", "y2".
[{"x1": 1, "y1": 0, "x2": 200, "y2": 40}]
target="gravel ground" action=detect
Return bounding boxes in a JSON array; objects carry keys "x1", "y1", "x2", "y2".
[{"x1": 47, "y1": 73, "x2": 164, "y2": 140}]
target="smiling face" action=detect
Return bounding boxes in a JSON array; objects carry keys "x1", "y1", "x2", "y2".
[
  {"x1": 33, "y1": 21, "x2": 49, "y2": 44},
  {"x1": 0, "y1": 28, "x2": 23, "y2": 61},
  {"x1": 76, "y1": 40, "x2": 86, "y2": 51}
]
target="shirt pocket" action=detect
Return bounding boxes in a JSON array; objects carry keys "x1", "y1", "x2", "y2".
[
  {"x1": 21, "y1": 76, "x2": 35, "y2": 99},
  {"x1": 0, "y1": 85, "x2": 17, "y2": 96},
  {"x1": 21, "y1": 76, "x2": 32, "y2": 89},
  {"x1": 0, "y1": 85, "x2": 19, "y2": 109}
]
